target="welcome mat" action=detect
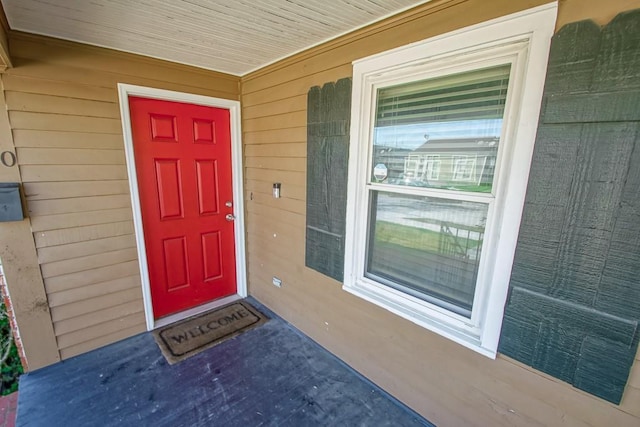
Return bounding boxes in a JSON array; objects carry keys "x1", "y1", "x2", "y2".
[{"x1": 153, "y1": 300, "x2": 268, "y2": 364}]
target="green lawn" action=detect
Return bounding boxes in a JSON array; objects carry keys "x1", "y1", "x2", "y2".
[
  {"x1": 445, "y1": 183, "x2": 492, "y2": 193},
  {"x1": 374, "y1": 220, "x2": 482, "y2": 254},
  {"x1": 374, "y1": 220, "x2": 443, "y2": 252}
]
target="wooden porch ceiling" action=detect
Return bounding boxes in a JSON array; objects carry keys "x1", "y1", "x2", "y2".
[{"x1": 1, "y1": 0, "x2": 430, "y2": 76}]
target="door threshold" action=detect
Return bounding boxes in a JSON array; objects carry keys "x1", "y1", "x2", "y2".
[{"x1": 152, "y1": 294, "x2": 243, "y2": 330}]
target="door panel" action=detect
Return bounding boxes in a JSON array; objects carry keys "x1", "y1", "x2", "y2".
[
  {"x1": 155, "y1": 159, "x2": 183, "y2": 219},
  {"x1": 201, "y1": 231, "x2": 222, "y2": 280},
  {"x1": 195, "y1": 160, "x2": 219, "y2": 215},
  {"x1": 163, "y1": 237, "x2": 189, "y2": 290},
  {"x1": 129, "y1": 96, "x2": 236, "y2": 319}
]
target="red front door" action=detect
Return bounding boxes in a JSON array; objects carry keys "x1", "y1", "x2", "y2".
[{"x1": 129, "y1": 96, "x2": 236, "y2": 319}]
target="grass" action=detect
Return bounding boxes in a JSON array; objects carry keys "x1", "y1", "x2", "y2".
[
  {"x1": 374, "y1": 220, "x2": 443, "y2": 252},
  {"x1": 0, "y1": 299, "x2": 23, "y2": 395},
  {"x1": 445, "y1": 183, "x2": 492, "y2": 193},
  {"x1": 374, "y1": 220, "x2": 482, "y2": 253}
]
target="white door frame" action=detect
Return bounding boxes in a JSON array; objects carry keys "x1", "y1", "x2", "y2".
[{"x1": 117, "y1": 84, "x2": 247, "y2": 331}]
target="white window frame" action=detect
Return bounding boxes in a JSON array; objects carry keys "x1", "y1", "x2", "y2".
[
  {"x1": 426, "y1": 155, "x2": 441, "y2": 181},
  {"x1": 404, "y1": 155, "x2": 420, "y2": 175},
  {"x1": 343, "y1": 3, "x2": 557, "y2": 358},
  {"x1": 452, "y1": 155, "x2": 476, "y2": 182}
]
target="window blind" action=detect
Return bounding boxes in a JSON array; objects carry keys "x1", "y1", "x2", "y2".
[{"x1": 376, "y1": 64, "x2": 511, "y2": 127}]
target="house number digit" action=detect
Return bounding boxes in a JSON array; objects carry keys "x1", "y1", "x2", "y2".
[{"x1": 1, "y1": 151, "x2": 16, "y2": 167}]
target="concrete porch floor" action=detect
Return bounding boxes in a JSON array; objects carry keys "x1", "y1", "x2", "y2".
[{"x1": 16, "y1": 298, "x2": 433, "y2": 426}]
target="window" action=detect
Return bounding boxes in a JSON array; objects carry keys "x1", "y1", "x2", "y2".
[
  {"x1": 404, "y1": 155, "x2": 420, "y2": 176},
  {"x1": 426, "y1": 156, "x2": 441, "y2": 181},
  {"x1": 343, "y1": 4, "x2": 557, "y2": 357},
  {"x1": 452, "y1": 156, "x2": 476, "y2": 182}
]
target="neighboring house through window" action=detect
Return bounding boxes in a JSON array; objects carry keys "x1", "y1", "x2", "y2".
[{"x1": 343, "y1": 3, "x2": 557, "y2": 357}]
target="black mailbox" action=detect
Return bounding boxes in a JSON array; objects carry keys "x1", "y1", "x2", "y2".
[{"x1": 0, "y1": 183, "x2": 24, "y2": 222}]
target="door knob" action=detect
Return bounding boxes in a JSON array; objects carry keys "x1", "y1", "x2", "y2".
[{"x1": 225, "y1": 214, "x2": 236, "y2": 221}]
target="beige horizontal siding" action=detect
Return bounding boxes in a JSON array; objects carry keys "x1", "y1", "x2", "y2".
[
  {"x1": 29, "y1": 208, "x2": 134, "y2": 232},
  {"x1": 10, "y1": 35, "x2": 239, "y2": 94},
  {"x1": 56, "y1": 312, "x2": 145, "y2": 354},
  {"x1": 40, "y1": 248, "x2": 138, "y2": 279},
  {"x1": 245, "y1": 167, "x2": 305, "y2": 188},
  {"x1": 5, "y1": 91, "x2": 120, "y2": 118},
  {"x1": 242, "y1": 64, "x2": 352, "y2": 104},
  {"x1": 27, "y1": 194, "x2": 131, "y2": 216},
  {"x1": 59, "y1": 324, "x2": 145, "y2": 360},
  {"x1": 53, "y1": 300, "x2": 144, "y2": 336},
  {"x1": 23, "y1": 181, "x2": 131, "y2": 201},
  {"x1": 17, "y1": 148, "x2": 126, "y2": 165},
  {"x1": 47, "y1": 275, "x2": 141, "y2": 308},
  {"x1": 243, "y1": 127, "x2": 306, "y2": 144},
  {"x1": 3, "y1": 31, "x2": 240, "y2": 359},
  {"x1": 36, "y1": 235, "x2": 136, "y2": 264},
  {"x1": 244, "y1": 142, "x2": 306, "y2": 157},
  {"x1": 21, "y1": 165, "x2": 129, "y2": 183},
  {"x1": 43, "y1": 261, "x2": 140, "y2": 296},
  {"x1": 240, "y1": 0, "x2": 640, "y2": 425},
  {"x1": 243, "y1": 110, "x2": 307, "y2": 132},
  {"x1": 244, "y1": 156, "x2": 306, "y2": 172},
  {"x1": 14, "y1": 130, "x2": 125, "y2": 149},
  {"x1": 9, "y1": 111, "x2": 123, "y2": 133},
  {"x1": 245, "y1": 180, "x2": 306, "y2": 201},
  {"x1": 630, "y1": 358, "x2": 640, "y2": 389},
  {"x1": 34, "y1": 221, "x2": 135, "y2": 249},
  {"x1": 51, "y1": 288, "x2": 142, "y2": 323},
  {"x1": 242, "y1": 94, "x2": 306, "y2": 120},
  {"x1": 2, "y1": 74, "x2": 117, "y2": 102}
]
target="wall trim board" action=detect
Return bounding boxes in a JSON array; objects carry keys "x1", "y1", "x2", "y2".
[
  {"x1": 117, "y1": 84, "x2": 247, "y2": 330},
  {"x1": 0, "y1": 78, "x2": 59, "y2": 370},
  {"x1": 9, "y1": 31, "x2": 238, "y2": 83}
]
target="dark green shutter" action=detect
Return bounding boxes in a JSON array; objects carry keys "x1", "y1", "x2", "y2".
[
  {"x1": 500, "y1": 10, "x2": 640, "y2": 404},
  {"x1": 305, "y1": 78, "x2": 352, "y2": 282}
]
